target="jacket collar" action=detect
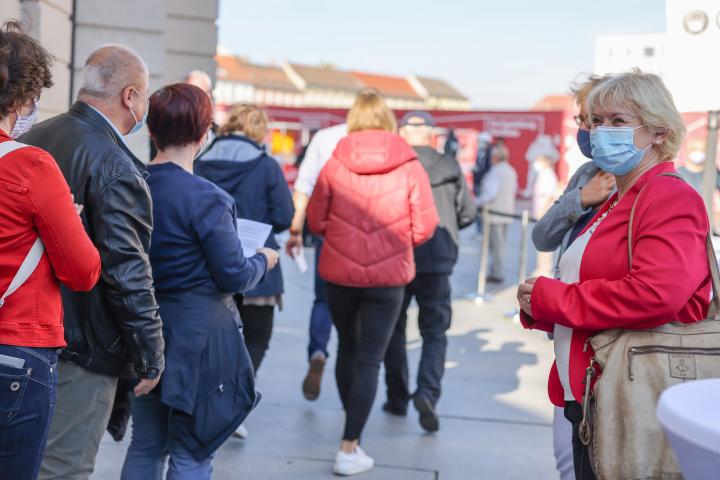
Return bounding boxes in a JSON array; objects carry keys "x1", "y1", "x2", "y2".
[
  {"x1": 70, "y1": 102, "x2": 148, "y2": 177},
  {"x1": 626, "y1": 161, "x2": 677, "y2": 194},
  {"x1": 599, "y1": 161, "x2": 677, "y2": 216}
]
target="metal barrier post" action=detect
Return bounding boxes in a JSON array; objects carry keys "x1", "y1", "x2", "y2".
[
  {"x1": 503, "y1": 209, "x2": 531, "y2": 320},
  {"x1": 517, "y1": 209, "x2": 530, "y2": 286},
  {"x1": 474, "y1": 206, "x2": 492, "y2": 304}
]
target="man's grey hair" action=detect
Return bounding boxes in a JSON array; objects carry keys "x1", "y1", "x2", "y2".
[
  {"x1": 184, "y1": 70, "x2": 211, "y2": 85},
  {"x1": 78, "y1": 44, "x2": 149, "y2": 99}
]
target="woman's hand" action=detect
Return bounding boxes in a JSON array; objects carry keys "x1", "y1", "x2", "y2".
[
  {"x1": 285, "y1": 232, "x2": 303, "y2": 256},
  {"x1": 71, "y1": 194, "x2": 84, "y2": 215},
  {"x1": 258, "y1": 247, "x2": 280, "y2": 270},
  {"x1": 517, "y1": 277, "x2": 538, "y2": 316}
]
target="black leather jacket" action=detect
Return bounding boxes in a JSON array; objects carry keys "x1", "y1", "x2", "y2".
[{"x1": 20, "y1": 102, "x2": 164, "y2": 379}]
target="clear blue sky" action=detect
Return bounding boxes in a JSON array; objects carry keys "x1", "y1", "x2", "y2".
[{"x1": 218, "y1": 0, "x2": 665, "y2": 109}]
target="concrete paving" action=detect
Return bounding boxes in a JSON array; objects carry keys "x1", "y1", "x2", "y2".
[{"x1": 93, "y1": 213, "x2": 558, "y2": 479}]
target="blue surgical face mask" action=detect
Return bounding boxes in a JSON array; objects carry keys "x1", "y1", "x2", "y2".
[
  {"x1": 589, "y1": 125, "x2": 652, "y2": 175},
  {"x1": 127, "y1": 88, "x2": 148, "y2": 135},
  {"x1": 576, "y1": 128, "x2": 593, "y2": 159}
]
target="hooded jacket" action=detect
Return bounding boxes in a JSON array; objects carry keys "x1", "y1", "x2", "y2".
[
  {"x1": 195, "y1": 134, "x2": 294, "y2": 297},
  {"x1": 412, "y1": 146, "x2": 477, "y2": 274},
  {"x1": 307, "y1": 130, "x2": 439, "y2": 287}
]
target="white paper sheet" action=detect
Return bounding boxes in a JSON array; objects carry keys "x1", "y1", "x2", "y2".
[
  {"x1": 237, "y1": 219, "x2": 272, "y2": 258},
  {"x1": 290, "y1": 246, "x2": 309, "y2": 273}
]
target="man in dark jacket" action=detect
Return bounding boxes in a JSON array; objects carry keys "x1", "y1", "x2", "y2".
[
  {"x1": 383, "y1": 111, "x2": 476, "y2": 432},
  {"x1": 21, "y1": 45, "x2": 164, "y2": 480}
]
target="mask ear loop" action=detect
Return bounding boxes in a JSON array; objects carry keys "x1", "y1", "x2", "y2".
[{"x1": 632, "y1": 124, "x2": 658, "y2": 151}]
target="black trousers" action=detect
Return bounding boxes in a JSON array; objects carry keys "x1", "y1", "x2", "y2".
[
  {"x1": 564, "y1": 400, "x2": 597, "y2": 480},
  {"x1": 326, "y1": 283, "x2": 405, "y2": 441},
  {"x1": 383, "y1": 273, "x2": 452, "y2": 408},
  {"x1": 239, "y1": 305, "x2": 274, "y2": 374}
]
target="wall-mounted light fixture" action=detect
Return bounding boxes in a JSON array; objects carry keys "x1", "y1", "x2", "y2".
[{"x1": 683, "y1": 10, "x2": 709, "y2": 34}]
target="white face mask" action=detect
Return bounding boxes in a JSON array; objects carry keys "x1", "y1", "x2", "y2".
[
  {"x1": 195, "y1": 129, "x2": 213, "y2": 159},
  {"x1": 9, "y1": 101, "x2": 38, "y2": 139},
  {"x1": 689, "y1": 151, "x2": 706, "y2": 165}
]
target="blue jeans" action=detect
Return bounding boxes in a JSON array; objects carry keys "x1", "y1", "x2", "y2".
[
  {"x1": 121, "y1": 393, "x2": 214, "y2": 480},
  {"x1": 307, "y1": 237, "x2": 332, "y2": 360},
  {"x1": 0, "y1": 344, "x2": 58, "y2": 480}
]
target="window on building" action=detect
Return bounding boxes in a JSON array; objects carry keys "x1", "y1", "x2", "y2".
[{"x1": 644, "y1": 47, "x2": 655, "y2": 57}]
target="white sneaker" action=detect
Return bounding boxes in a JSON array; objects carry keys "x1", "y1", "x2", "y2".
[
  {"x1": 333, "y1": 446, "x2": 374, "y2": 476},
  {"x1": 233, "y1": 423, "x2": 249, "y2": 439}
]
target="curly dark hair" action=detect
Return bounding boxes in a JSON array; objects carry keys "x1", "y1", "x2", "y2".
[{"x1": 0, "y1": 21, "x2": 53, "y2": 119}]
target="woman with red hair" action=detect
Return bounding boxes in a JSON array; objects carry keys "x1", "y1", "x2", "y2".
[{"x1": 120, "y1": 84, "x2": 278, "y2": 479}]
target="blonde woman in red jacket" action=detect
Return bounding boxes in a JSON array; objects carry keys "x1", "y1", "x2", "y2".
[
  {"x1": 517, "y1": 71, "x2": 710, "y2": 480},
  {"x1": 0, "y1": 22, "x2": 100, "y2": 479},
  {"x1": 307, "y1": 89, "x2": 438, "y2": 476}
]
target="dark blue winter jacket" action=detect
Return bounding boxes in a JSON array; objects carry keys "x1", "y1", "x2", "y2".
[{"x1": 195, "y1": 135, "x2": 294, "y2": 297}]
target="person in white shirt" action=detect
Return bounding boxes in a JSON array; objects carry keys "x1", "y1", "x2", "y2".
[
  {"x1": 285, "y1": 123, "x2": 347, "y2": 400},
  {"x1": 531, "y1": 154, "x2": 559, "y2": 276},
  {"x1": 475, "y1": 145, "x2": 518, "y2": 283}
]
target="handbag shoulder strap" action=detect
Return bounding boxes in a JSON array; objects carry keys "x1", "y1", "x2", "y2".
[
  {"x1": 627, "y1": 172, "x2": 720, "y2": 317},
  {"x1": 0, "y1": 141, "x2": 46, "y2": 309}
]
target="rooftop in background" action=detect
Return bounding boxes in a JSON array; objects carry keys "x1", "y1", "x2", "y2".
[
  {"x1": 531, "y1": 94, "x2": 574, "y2": 112},
  {"x1": 214, "y1": 54, "x2": 470, "y2": 111},
  {"x1": 288, "y1": 62, "x2": 364, "y2": 92},
  {"x1": 351, "y1": 71, "x2": 423, "y2": 100},
  {"x1": 216, "y1": 56, "x2": 300, "y2": 92},
  {"x1": 413, "y1": 76, "x2": 468, "y2": 101}
]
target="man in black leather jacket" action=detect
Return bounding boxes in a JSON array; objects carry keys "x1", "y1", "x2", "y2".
[{"x1": 21, "y1": 45, "x2": 164, "y2": 480}]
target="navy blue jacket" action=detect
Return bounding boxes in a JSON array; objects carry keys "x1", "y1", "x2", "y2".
[
  {"x1": 195, "y1": 135, "x2": 294, "y2": 297},
  {"x1": 146, "y1": 162, "x2": 266, "y2": 460}
]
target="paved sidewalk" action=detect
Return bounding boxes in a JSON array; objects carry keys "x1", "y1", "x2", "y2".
[{"x1": 94, "y1": 226, "x2": 558, "y2": 479}]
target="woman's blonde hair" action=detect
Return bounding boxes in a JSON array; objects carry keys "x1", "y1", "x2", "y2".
[
  {"x1": 586, "y1": 69, "x2": 686, "y2": 162},
  {"x1": 570, "y1": 74, "x2": 606, "y2": 109},
  {"x1": 220, "y1": 103, "x2": 268, "y2": 143},
  {"x1": 346, "y1": 88, "x2": 397, "y2": 133}
]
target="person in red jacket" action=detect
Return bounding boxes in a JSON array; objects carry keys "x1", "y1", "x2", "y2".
[
  {"x1": 0, "y1": 22, "x2": 101, "y2": 479},
  {"x1": 517, "y1": 71, "x2": 710, "y2": 480},
  {"x1": 307, "y1": 89, "x2": 438, "y2": 476}
]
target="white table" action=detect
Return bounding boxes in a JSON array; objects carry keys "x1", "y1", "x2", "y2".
[{"x1": 657, "y1": 379, "x2": 720, "y2": 480}]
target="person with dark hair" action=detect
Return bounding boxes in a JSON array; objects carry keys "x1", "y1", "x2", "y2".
[
  {"x1": 120, "y1": 84, "x2": 278, "y2": 479},
  {"x1": 0, "y1": 21, "x2": 101, "y2": 479},
  {"x1": 21, "y1": 44, "x2": 165, "y2": 480}
]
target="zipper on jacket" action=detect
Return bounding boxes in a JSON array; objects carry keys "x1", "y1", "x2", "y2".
[
  {"x1": 627, "y1": 345, "x2": 720, "y2": 381},
  {"x1": 578, "y1": 356, "x2": 597, "y2": 447},
  {"x1": 132, "y1": 332, "x2": 148, "y2": 373}
]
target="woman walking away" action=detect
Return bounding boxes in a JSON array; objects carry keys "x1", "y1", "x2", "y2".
[
  {"x1": 0, "y1": 21, "x2": 101, "y2": 480},
  {"x1": 307, "y1": 89, "x2": 438, "y2": 476},
  {"x1": 196, "y1": 104, "x2": 294, "y2": 376},
  {"x1": 120, "y1": 84, "x2": 278, "y2": 480},
  {"x1": 518, "y1": 70, "x2": 711, "y2": 479}
]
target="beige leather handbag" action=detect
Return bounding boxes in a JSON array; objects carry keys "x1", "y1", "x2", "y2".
[{"x1": 578, "y1": 173, "x2": 720, "y2": 480}]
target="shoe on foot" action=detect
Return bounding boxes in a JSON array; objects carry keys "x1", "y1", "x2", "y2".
[
  {"x1": 302, "y1": 351, "x2": 326, "y2": 401},
  {"x1": 486, "y1": 275, "x2": 504, "y2": 284},
  {"x1": 413, "y1": 394, "x2": 439, "y2": 432},
  {"x1": 382, "y1": 402, "x2": 407, "y2": 416},
  {"x1": 333, "y1": 446, "x2": 374, "y2": 476},
  {"x1": 232, "y1": 423, "x2": 249, "y2": 439}
]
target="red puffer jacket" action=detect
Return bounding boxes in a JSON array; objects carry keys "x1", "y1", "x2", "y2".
[{"x1": 307, "y1": 130, "x2": 439, "y2": 287}]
